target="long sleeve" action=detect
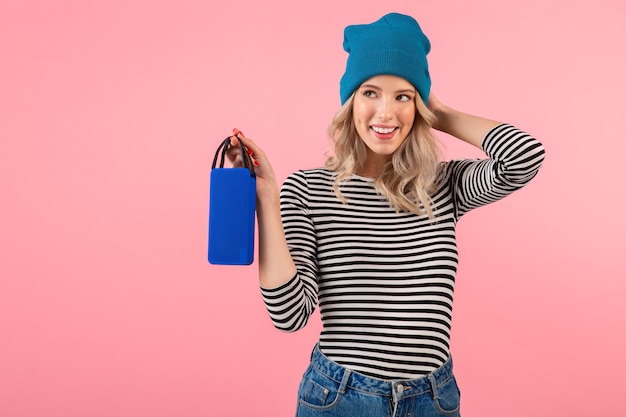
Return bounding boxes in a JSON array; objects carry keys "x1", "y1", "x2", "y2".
[
  {"x1": 259, "y1": 171, "x2": 319, "y2": 332},
  {"x1": 447, "y1": 123, "x2": 545, "y2": 219}
]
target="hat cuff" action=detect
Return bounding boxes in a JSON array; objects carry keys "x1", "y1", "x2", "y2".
[{"x1": 340, "y1": 49, "x2": 430, "y2": 106}]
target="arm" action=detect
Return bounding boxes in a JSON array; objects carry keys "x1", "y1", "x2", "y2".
[
  {"x1": 426, "y1": 96, "x2": 546, "y2": 217},
  {"x1": 226, "y1": 131, "x2": 296, "y2": 288},
  {"x1": 227, "y1": 131, "x2": 317, "y2": 331}
]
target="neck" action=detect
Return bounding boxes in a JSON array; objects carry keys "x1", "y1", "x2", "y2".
[{"x1": 358, "y1": 155, "x2": 390, "y2": 178}]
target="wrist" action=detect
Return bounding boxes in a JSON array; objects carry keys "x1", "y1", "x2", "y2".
[
  {"x1": 256, "y1": 186, "x2": 280, "y2": 214},
  {"x1": 431, "y1": 105, "x2": 458, "y2": 134}
]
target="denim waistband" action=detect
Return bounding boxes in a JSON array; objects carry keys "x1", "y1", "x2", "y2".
[{"x1": 309, "y1": 344, "x2": 454, "y2": 399}]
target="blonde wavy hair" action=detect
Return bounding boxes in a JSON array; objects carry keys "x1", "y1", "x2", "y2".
[{"x1": 325, "y1": 93, "x2": 443, "y2": 218}]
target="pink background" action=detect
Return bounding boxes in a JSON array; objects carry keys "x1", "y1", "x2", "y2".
[{"x1": 1, "y1": 1, "x2": 625, "y2": 416}]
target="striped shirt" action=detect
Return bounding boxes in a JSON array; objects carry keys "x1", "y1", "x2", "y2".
[{"x1": 260, "y1": 124, "x2": 545, "y2": 379}]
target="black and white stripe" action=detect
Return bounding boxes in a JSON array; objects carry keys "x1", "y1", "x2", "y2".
[{"x1": 261, "y1": 124, "x2": 545, "y2": 379}]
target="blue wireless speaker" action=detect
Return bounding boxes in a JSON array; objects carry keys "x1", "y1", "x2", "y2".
[{"x1": 208, "y1": 137, "x2": 256, "y2": 265}]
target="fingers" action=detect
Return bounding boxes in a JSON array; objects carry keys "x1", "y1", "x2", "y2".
[
  {"x1": 224, "y1": 129, "x2": 260, "y2": 168},
  {"x1": 224, "y1": 129, "x2": 278, "y2": 189},
  {"x1": 225, "y1": 130, "x2": 244, "y2": 167},
  {"x1": 427, "y1": 92, "x2": 443, "y2": 114},
  {"x1": 230, "y1": 128, "x2": 261, "y2": 167},
  {"x1": 232, "y1": 129, "x2": 262, "y2": 157}
]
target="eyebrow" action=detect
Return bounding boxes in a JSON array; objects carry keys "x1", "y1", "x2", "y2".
[{"x1": 360, "y1": 84, "x2": 416, "y2": 94}]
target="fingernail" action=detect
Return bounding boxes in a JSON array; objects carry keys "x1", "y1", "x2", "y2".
[
  {"x1": 247, "y1": 148, "x2": 253, "y2": 155},
  {"x1": 253, "y1": 160, "x2": 259, "y2": 167}
]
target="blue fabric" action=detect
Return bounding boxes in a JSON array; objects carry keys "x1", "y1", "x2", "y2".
[
  {"x1": 295, "y1": 344, "x2": 461, "y2": 417},
  {"x1": 340, "y1": 13, "x2": 431, "y2": 106},
  {"x1": 208, "y1": 168, "x2": 256, "y2": 265}
]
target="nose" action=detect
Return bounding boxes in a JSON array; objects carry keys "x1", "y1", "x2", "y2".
[{"x1": 377, "y1": 97, "x2": 393, "y2": 121}]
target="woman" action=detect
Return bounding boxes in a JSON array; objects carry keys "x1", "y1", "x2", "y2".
[{"x1": 227, "y1": 12, "x2": 545, "y2": 417}]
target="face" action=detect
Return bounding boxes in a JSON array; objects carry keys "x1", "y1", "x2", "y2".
[{"x1": 352, "y1": 75, "x2": 416, "y2": 174}]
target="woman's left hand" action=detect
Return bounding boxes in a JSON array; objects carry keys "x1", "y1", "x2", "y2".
[
  {"x1": 426, "y1": 92, "x2": 501, "y2": 148},
  {"x1": 427, "y1": 92, "x2": 446, "y2": 131}
]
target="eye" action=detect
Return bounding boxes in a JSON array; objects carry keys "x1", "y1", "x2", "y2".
[
  {"x1": 397, "y1": 94, "x2": 412, "y2": 102},
  {"x1": 362, "y1": 90, "x2": 377, "y2": 98}
]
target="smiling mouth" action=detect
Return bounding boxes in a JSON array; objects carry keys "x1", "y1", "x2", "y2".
[{"x1": 371, "y1": 126, "x2": 398, "y2": 134}]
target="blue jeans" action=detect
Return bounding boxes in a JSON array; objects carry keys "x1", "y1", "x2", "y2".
[{"x1": 295, "y1": 344, "x2": 461, "y2": 417}]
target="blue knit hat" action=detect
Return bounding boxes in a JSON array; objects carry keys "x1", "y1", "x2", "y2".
[{"x1": 340, "y1": 13, "x2": 431, "y2": 106}]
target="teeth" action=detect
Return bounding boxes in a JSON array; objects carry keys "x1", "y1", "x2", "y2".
[{"x1": 372, "y1": 126, "x2": 396, "y2": 134}]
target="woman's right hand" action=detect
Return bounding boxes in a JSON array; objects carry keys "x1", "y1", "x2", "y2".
[
  {"x1": 226, "y1": 129, "x2": 280, "y2": 206},
  {"x1": 226, "y1": 129, "x2": 297, "y2": 287}
]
